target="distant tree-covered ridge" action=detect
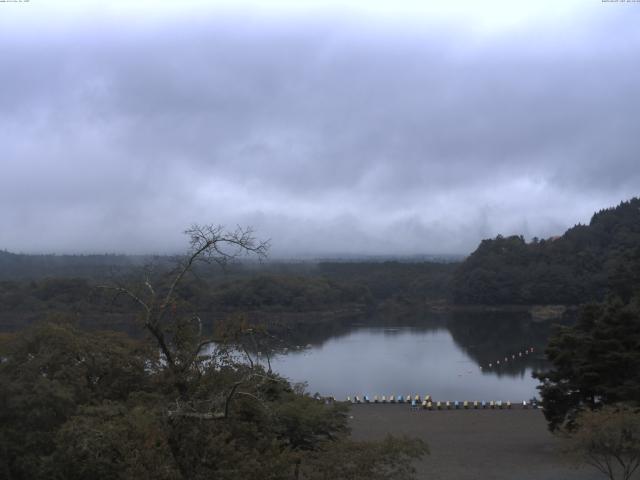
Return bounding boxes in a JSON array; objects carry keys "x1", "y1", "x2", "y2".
[
  {"x1": 452, "y1": 198, "x2": 640, "y2": 305},
  {"x1": 0, "y1": 274, "x2": 372, "y2": 334},
  {"x1": 0, "y1": 258, "x2": 457, "y2": 333},
  {"x1": 0, "y1": 250, "x2": 144, "y2": 279}
]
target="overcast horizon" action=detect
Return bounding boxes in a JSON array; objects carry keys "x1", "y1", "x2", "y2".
[{"x1": 1, "y1": 1, "x2": 639, "y2": 256}]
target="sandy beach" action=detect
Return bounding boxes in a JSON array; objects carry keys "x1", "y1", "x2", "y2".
[{"x1": 349, "y1": 404, "x2": 608, "y2": 480}]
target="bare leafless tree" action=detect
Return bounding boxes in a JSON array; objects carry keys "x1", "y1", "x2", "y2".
[{"x1": 100, "y1": 224, "x2": 269, "y2": 399}]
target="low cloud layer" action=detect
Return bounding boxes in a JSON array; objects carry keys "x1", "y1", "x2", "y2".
[{"x1": 1, "y1": 2, "x2": 639, "y2": 256}]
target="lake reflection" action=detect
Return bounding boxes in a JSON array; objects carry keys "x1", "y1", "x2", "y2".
[{"x1": 269, "y1": 314, "x2": 552, "y2": 402}]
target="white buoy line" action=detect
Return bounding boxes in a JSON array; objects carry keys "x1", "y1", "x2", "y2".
[{"x1": 483, "y1": 346, "x2": 536, "y2": 370}]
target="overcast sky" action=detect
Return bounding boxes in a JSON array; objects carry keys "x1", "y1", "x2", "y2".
[{"x1": 1, "y1": 1, "x2": 639, "y2": 256}]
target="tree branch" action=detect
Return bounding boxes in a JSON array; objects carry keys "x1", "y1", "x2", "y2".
[{"x1": 97, "y1": 285, "x2": 151, "y2": 314}]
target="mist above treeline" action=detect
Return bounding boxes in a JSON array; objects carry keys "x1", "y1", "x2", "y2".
[{"x1": 1, "y1": 197, "x2": 638, "y2": 321}]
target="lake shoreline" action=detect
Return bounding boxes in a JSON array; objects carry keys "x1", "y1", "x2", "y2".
[{"x1": 380, "y1": 300, "x2": 578, "y2": 322}]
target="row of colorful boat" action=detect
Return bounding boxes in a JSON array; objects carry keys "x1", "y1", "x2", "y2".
[
  {"x1": 346, "y1": 394, "x2": 431, "y2": 404},
  {"x1": 345, "y1": 395, "x2": 539, "y2": 409}
]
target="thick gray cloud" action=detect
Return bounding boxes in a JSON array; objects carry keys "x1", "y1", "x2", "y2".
[{"x1": 1, "y1": 2, "x2": 639, "y2": 256}]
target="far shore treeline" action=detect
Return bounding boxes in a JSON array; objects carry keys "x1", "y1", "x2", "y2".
[{"x1": 1, "y1": 198, "x2": 639, "y2": 333}]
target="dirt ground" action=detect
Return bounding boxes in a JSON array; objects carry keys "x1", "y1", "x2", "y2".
[{"x1": 348, "y1": 404, "x2": 612, "y2": 480}]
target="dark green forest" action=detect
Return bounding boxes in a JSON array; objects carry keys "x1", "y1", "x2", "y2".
[
  {"x1": 0, "y1": 321, "x2": 427, "y2": 480},
  {"x1": 0, "y1": 257, "x2": 456, "y2": 334},
  {"x1": 452, "y1": 198, "x2": 640, "y2": 305},
  {"x1": 535, "y1": 295, "x2": 640, "y2": 431}
]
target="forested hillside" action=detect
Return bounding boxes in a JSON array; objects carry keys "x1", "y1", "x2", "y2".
[
  {"x1": 317, "y1": 261, "x2": 455, "y2": 303},
  {"x1": 452, "y1": 198, "x2": 640, "y2": 305},
  {"x1": 0, "y1": 254, "x2": 456, "y2": 333},
  {"x1": 0, "y1": 250, "x2": 145, "y2": 279}
]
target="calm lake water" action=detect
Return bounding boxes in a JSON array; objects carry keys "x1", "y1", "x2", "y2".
[{"x1": 267, "y1": 313, "x2": 552, "y2": 402}]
